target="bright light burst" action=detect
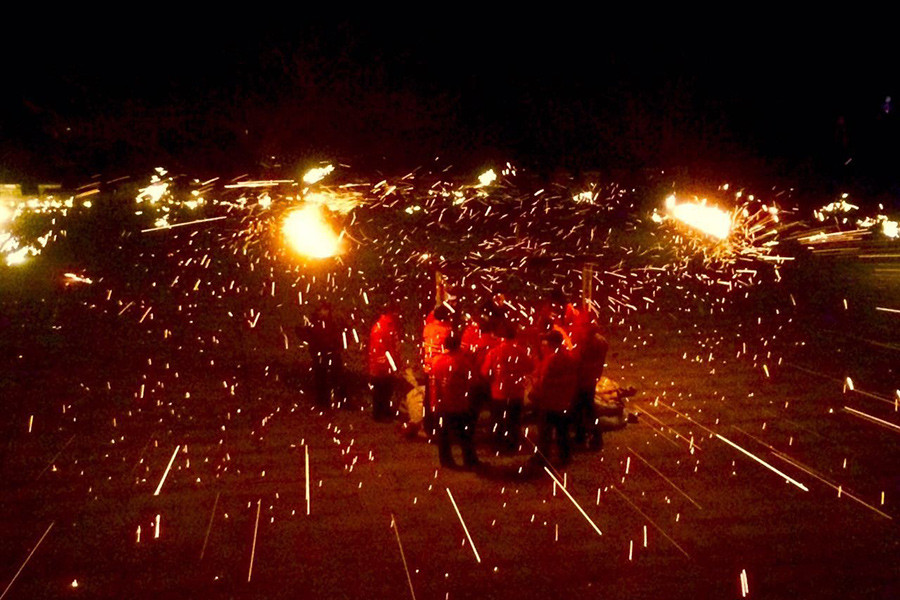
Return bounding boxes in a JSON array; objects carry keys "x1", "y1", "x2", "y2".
[
  {"x1": 302, "y1": 164, "x2": 335, "y2": 185},
  {"x1": 665, "y1": 194, "x2": 732, "y2": 240},
  {"x1": 477, "y1": 169, "x2": 497, "y2": 187},
  {"x1": 884, "y1": 219, "x2": 898, "y2": 239},
  {"x1": 137, "y1": 179, "x2": 169, "y2": 204},
  {"x1": 282, "y1": 204, "x2": 341, "y2": 259},
  {"x1": 5, "y1": 244, "x2": 33, "y2": 266}
]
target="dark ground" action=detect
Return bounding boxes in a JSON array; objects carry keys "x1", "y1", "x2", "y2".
[{"x1": 1, "y1": 174, "x2": 899, "y2": 599}]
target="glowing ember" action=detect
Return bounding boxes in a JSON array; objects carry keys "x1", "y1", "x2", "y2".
[
  {"x1": 5, "y1": 244, "x2": 33, "y2": 266},
  {"x1": 477, "y1": 169, "x2": 497, "y2": 187},
  {"x1": 883, "y1": 219, "x2": 898, "y2": 239},
  {"x1": 137, "y1": 169, "x2": 170, "y2": 204},
  {"x1": 302, "y1": 164, "x2": 335, "y2": 185},
  {"x1": 282, "y1": 204, "x2": 341, "y2": 259},
  {"x1": 665, "y1": 194, "x2": 732, "y2": 240},
  {"x1": 63, "y1": 273, "x2": 93, "y2": 285}
]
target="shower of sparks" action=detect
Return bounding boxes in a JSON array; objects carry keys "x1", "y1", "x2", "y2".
[
  {"x1": 446, "y1": 488, "x2": 482, "y2": 563},
  {"x1": 0, "y1": 162, "x2": 897, "y2": 598}
]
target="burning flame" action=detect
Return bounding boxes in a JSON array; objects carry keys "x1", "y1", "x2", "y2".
[
  {"x1": 665, "y1": 195, "x2": 731, "y2": 240},
  {"x1": 282, "y1": 204, "x2": 341, "y2": 259}
]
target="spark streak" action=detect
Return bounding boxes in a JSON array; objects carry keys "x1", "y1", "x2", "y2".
[
  {"x1": 543, "y1": 468, "x2": 602, "y2": 537},
  {"x1": 199, "y1": 492, "x2": 221, "y2": 561},
  {"x1": 390, "y1": 514, "x2": 417, "y2": 600},
  {"x1": 153, "y1": 445, "x2": 181, "y2": 496},
  {"x1": 610, "y1": 487, "x2": 691, "y2": 558},
  {"x1": 842, "y1": 406, "x2": 900, "y2": 434},
  {"x1": 141, "y1": 216, "x2": 227, "y2": 233},
  {"x1": 446, "y1": 488, "x2": 482, "y2": 563},
  {"x1": 715, "y1": 434, "x2": 809, "y2": 491},
  {"x1": 305, "y1": 444, "x2": 311, "y2": 515},
  {"x1": 626, "y1": 447, "x2": 703, "y2": 509},
  {"x1": 0, "y1": 522, "x2": 54, "y2": 600},
  {"x1": 248, "y1": 499, "x2": 261, "y2": 582}
]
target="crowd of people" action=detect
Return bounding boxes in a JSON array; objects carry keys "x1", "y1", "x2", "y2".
[{"x1": 300, "y1": 289, "x2": 610, "y2": 472}]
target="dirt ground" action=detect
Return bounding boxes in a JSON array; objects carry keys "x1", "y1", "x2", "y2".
[
  {"x1": 2, "y1": 269, "x2": 898, "y2": 600},
  {"x1": 1, "y1": 176, "x2": 899, "y2": 599}
]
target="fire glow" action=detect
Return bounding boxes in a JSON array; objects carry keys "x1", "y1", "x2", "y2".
[
  {"x1": 282, "y1": 204, "x2": 341, "y2": 259},
  {"x1": 665, "y1": 194, "x2": 732, "y2": 240}
]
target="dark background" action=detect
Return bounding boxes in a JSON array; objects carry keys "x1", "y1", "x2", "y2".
[{"x1": 1, "y1": 13, "x2": 897, "y2": 193}]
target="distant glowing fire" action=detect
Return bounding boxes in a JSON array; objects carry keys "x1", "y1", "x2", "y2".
[{"x1": 665, "y1": 194, "x2": 732, "y2": 240}]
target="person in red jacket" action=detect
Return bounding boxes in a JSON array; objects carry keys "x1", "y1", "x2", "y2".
[
  {"x1": 481, "y1": 322, "x2": 534, "y2": 453},
  {"x1": 368, "y1": 310, "x2": 402, "y2": 422},
  {"x1": 430, "y1": 334, "x2": 479, "y2": 469},
  {"x1": 531, "y1": 330, "x2": 578, "y2": 466},
  {"x1": 422, "y1": 305, "x2": 453, "y2": 436},
  {"x1": 571, "y1": 311, "x2": 609, "y2": 449},
  {"x1": 422, "y1": 305, "x2": 452, "y2": 374},
  {"x1": 464, "y1": 312, "x2": 500, "y2": 423}
]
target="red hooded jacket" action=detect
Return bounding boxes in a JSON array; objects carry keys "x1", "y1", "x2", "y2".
[
  {"x1": 481, "y1": 340, "x2": 534, "y2": 401},
  {"x1": 368, "y1": 314, "x2": 401, "y2": 377},
  {"x1": 533, "y1": 348, "x2": 578, "y2": 412},
  {"x1": 571, "y1": 321, "x2": 608, "y2": 392},
  {"x1": 430, "y1": 350, "x2": 474, "y2": 413},
  {"x1": 422, "y1": 318, "x2": 451, "y2": 374}
]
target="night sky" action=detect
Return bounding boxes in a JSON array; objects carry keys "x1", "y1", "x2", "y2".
[{"x1": 2, "y1": 14, "x2": 897, "y2": 186}]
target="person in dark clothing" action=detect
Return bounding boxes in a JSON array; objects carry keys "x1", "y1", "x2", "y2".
[
  {"x1": 298, "y1": 303, "x2": 347, "y2": 408},
  {"x1": 430, "y1": 333, "x2": 479, "y2": 469}
]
